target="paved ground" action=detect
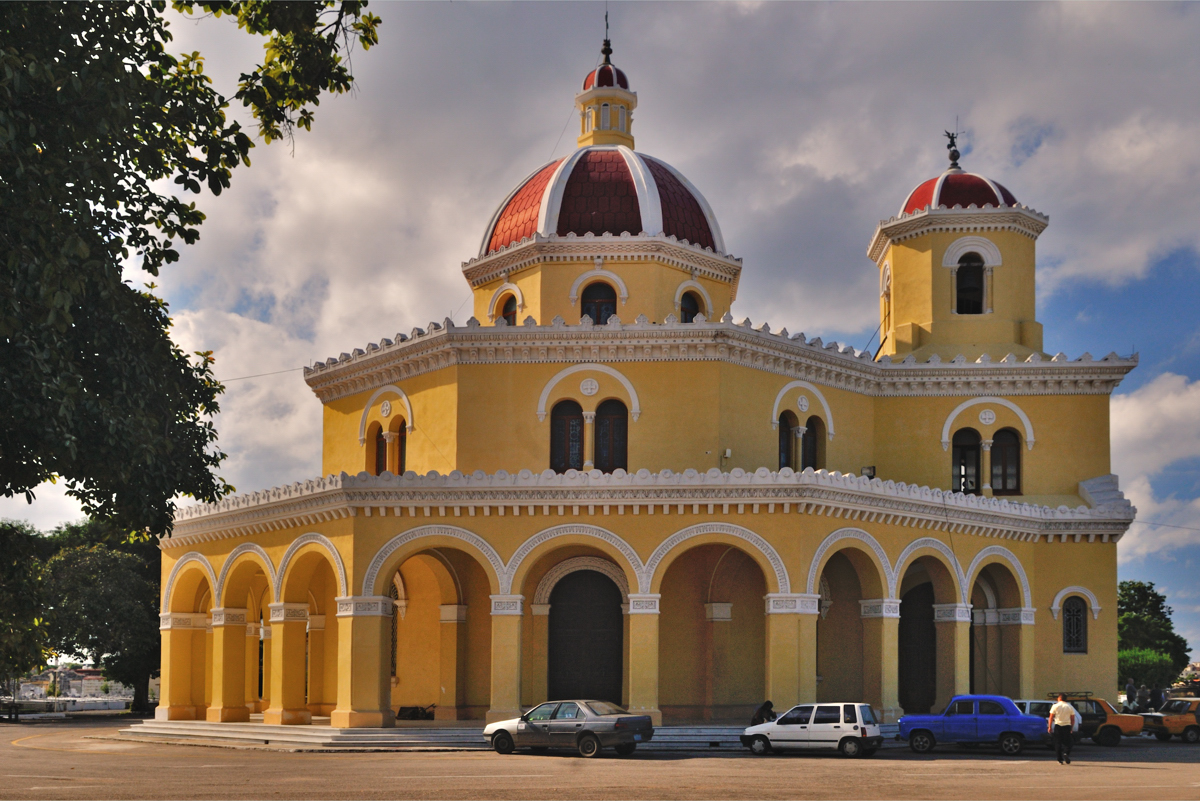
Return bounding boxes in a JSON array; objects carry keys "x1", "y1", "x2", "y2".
[{"x1": 4, "y1": 718, "x2": 1200, "y2": 800}]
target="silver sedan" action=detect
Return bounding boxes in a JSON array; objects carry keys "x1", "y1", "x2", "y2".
[{"x1": 483, "y1": 700, "x2": 654, "y2": 757}]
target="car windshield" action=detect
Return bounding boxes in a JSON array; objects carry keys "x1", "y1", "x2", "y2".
[
  {"x1": 859, "y1": 705, "x2": 877, "y2": 725},
  {"x1": 585, "y1": 701, "x2": 627, "y2": 716},
  {"x1": 1160, "y1": 700, "x2": 1191, "y2": 714}
]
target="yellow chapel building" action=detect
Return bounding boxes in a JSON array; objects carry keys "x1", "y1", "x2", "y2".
[{"x1": 157, "y1": 42, "x2": 1137, "y2": 728}]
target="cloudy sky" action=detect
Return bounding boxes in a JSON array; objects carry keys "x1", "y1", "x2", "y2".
[{"x1": 5, "y1": 2, "x2": 1200, "y2": 657}]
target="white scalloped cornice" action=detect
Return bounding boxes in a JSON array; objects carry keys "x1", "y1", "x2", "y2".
[{"x1": 868, "y1": 205, "x2": 1050, "y2": 264}]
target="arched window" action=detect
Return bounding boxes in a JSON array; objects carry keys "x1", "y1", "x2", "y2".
[
  {"x1": 585, "y1": 107, "x2": 593, "y2": 133},
  {"x1": 373, "y1": 424, "x2": 388, "y2": 476},
  {"x1": 991, "y1": 428, "x2": 1021, "y2": 495},
  {"x1": 952, "y1": 428, "x2": 981, "y2": 495},
  {"x1": 594, "y1": 399, "x2": 628, "y2": 473},
  {"x1": 778, "y1": 411, "x2": 798, "y2": 470},
  {"x1": 680, "y1": 291, "x2": 703, "y2": 323},
  {"x1": 956, "y1": 253, "x2": 985, "y2": 315},
  {"x1": 580, "y1": 282, "x2": 617, "y2": 325},
  {"x1": 618, "y1": 105, "x2": 627, "y2": 132},
  {"x1": 550, "y1": 400, "x2": 584, "y2": 473},
  {"x1": 600, "y1": 102, "x2": 611, "y2": 130},
  {"x1": 801, "y1": 416, "x2": 825, "y2": 471},
  {"x1": 500, "y1": 295, "x2": 517, "y2": 327},
  {"x1": 1062, "y1": 596, "x2": 1087, "y2": 653}
]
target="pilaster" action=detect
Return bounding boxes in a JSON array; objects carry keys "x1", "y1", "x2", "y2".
[
  {"x1": 331, "y1": 596, "x2": 395, "y2": 729},
  {"x1": 488, "y1": 595, "x2": 524, "y2": 723},
  {"x1": 207, "y1": 608, "x2": 250, "y2": 722},
  {"x1": 264, "y1": 602, "x2": 310, "y2": 725}
]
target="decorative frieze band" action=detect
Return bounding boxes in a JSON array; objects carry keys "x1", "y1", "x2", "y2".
[
  {"x1": 932, "y1": 603, "x2": 973, "y2": 623},
  {"x1": 335, "y1": 596, "x2": 394, "y2": 617},
  {"x1": 159, "y1": 613, "x2": 205, "y2": 630},
  {"x1": 268, "y1": 602, "x2": 310, "y2": 623},
  {"x1": 860, "y1": 598, "x2": 902, "y2": 619},
  {"x1": 764, "y1": 593, "x2": 821, "y2": 615},
  {"x1": 439, "y1": 604, "x2": 468, "y2": 623},
  {"x1": 245, "y1": 622, "x2": 261, "y2": 637},
  {"x1": 998, "y1": 607, "x2": 1037, "y2": 626},
  {"x1": 626, "y1": 593, "x2": 661, "y2": 614},
  {"x1": 490, "y1": 594, "x2": 524, "y2": 616},
  {"x1": 972, "y1": 609, "x2": 1002, "y2": 626},
  {"x1": 210, "y1": 607, "x2": 248, "y2": 627}
]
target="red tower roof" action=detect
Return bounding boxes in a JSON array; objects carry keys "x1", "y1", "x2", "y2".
[
  {"x1": 583, "y1": 63, "x2": 629, "y2": 91},
  {"x1": 901, "y1": 170, "x2": 1019, "y2": 216}
]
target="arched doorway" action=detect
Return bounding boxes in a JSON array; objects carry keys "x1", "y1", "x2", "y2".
[
  {"x1": 548, "y1": 570, "x2": 623, "y2": 703},
  {"x1": 898, "y1": 583, "x2": 936, "y2": 713}
]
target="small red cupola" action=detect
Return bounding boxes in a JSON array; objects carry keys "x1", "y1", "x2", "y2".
[
  {"x1": 582, "y1": 38, "x2": 630, "y2": 91},
  {"x1": 900, "y1": 135, "x2": 1018, "y2": 216}
]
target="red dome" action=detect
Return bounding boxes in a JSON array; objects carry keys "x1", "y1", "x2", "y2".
[
  {"x1": 479, "y1": 146, "x2": 724, "y2": 257},
  {"x1": 901, "y1": 170, "x2": 1018, "y2": 216},
  {"x1": 583, "y1": 63, "x2": 629, "y2": 91}
]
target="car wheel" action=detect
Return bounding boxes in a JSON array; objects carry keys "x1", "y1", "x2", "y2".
[
  {"x1": 839, "y1": 738, "x2": 862, "y2": 758},
  {"x1": 577, "y1": 733, "x2": 601, "y2": 758},
  {"x1": 1183, "y1": 727, "x2": 1200, "y2": 744},
  {"x1": 614, "y1": 743, "x2": 637, "y2": 756},
  {"x1": 1097, "y1": 727, "x2": 1121, "y2": 747},
  {"x1": 492, "y1": 731, "x2": 515, "y2": 755},
  {"x1": 909, "y1": 731, "x2": 935, "y2": 754},
  {"x1": 999, "y1": 734, "x2": 1024, "y2": 756},
  {"x1": 1155, "y1": 732, "x2": 1173, "y2": 742},
  {"x1": 749, "y1": 735, "x2": 772, "y2": 756}
]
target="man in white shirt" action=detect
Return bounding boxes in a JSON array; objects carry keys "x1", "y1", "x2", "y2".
[{"x1": 1047, "y1": 694, "x2": 1077, "y2": 764}]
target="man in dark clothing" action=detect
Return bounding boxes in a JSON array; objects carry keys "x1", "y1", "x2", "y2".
[
  {"x1": 1124, "y1": 678, "x2": 1137, "y2": 709},
  {"x1": 750, "y1": 701, "x2": 776, "y2": 726}
]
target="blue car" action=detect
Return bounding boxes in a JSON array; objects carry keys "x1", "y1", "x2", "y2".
[{"x1": 898, "y1": 695, "x2": 1048, "y2": 756}]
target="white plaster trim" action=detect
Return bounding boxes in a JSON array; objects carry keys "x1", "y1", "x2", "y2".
[
  {"x1": 536, "y1": 363, "x2": 641, "y2": 422},
  {"x1": 361, "y1": 525, "x2": 505, "y2": 597},
  {"x1": 964, "y1": 546, "x2": 1032, "y2": 609},
  {"x1": 807, "y1": 528, "x2": 894, "y2": 597},
  {"x1": 539, "y1": 148, "x2": 591, "y2": 236},
  {"x1": 626, "y1": 593, "x2": 661, "y2": 614},
  {"x1": 645, "y1": 522, "x2": 790, "y2": 594},
  {"x1": 770, "y1": 381, "x2": 835, "y2": 438},
  {"x1": 215, "y1": 543, "x2": 277, "y2": 607},
  {"x1": 620, "y1": 147, "x2": 663, "y2": 237},
  {"x1": 268, "y1": 602, "x2": 309, "y2": 623},
  {"x1": 490, "y1": 594, "x2": 524, "y2": 615},
  {"x1": 859, "y1": 598, "x2": 902, "y2": 619},
  {"x1": 765, "y1": 593, "x2": 821, "y2": 615},
  {"x1": 504, "y1": 524, "x2": 645, "y2": 595},
  {"x1": 672, "y1": 279, "x2": 714, "y2": 315},
  {"x1": 486, "y1": 283, "x2": 525, "y2": 321},
  {"x1": 479, "y1": 161, "x2": 552, "y2": 258},
  {"x1": 274, "y1": 532, "x2": 348, "y2": 600},
  {"x1": 335, "y1": 595, "x2": 393, "y2": 617},
  {"x1": 942, "y1": 235, "x2": 1003, "y2": 268},
  {"x1": 159, "y1": 612, "x2": 205, "y2": 630},
  {"x1": 533, "y1": 556, "x2": 629, "y2": 604},
  {"x1": 941, "y1": 397, "x2": 1034, "y2": 451},
  {"x1": 932, "y1": 603, "x2": 973, "y2": 623},
  {"x1": 1050, "y1": 586, "x2": 1101, "y2": 620},
  {"x1": 567, "y1": 266, "x2": 630, "y2": 307},
  {"x1": 162, "y1": 551, "x2": 218, "y2": 610},
  {"x1": 357, "y1": 385, "x2": 414, "y2": 445},
  {"x1": 639, "y1": 154, "x2": 727, "y2": 255},
  {"x1": 998, "y1": 607, "x2": 1037, "y2": 626},
  {"x1": 891, "y1": 537, "x2": 967, "y2": 603}
]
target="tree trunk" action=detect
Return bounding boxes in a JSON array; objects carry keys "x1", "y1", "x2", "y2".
[{"x1": 131, "y1": 673, "x2": 150, "y2": 715}]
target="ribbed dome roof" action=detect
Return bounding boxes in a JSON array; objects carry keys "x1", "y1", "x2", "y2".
[
  {"x1": 901, "y1": 169, "x2": 1018, "y2": 216},
  {"x1": 479, "y1": 145, "x2": 725, "y2": 257},
  {"x1": 583, "y1": 63, "x2": 629, "y2": 91}
]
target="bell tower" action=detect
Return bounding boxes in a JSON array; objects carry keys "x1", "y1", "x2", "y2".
[{"x1": 575, "y1": 37, "x2": 637, "y2": 150}]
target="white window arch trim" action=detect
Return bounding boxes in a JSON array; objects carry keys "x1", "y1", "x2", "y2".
[
  {"x1": 537, "y1": 364, "x2": 640, "y2": 422},
  {"x1": 358, "y1": 385, "x2": 414, "y2": 444},
  {"x1": 941, "y1": 397, "x2": 1034, "y2": 452},
  {"x1": 568, "y1": 267, "x2": 630, "y2": 307},
  {"x1": 942, "y1": 236, "x2": 1003, "y2": 268},
  {"x1": 1051, "y1": 586, "x2": 1101, "y2": 620},
  {"x1": 486, "y1": 282, "x2": 525, "y2": 322},
  {"x1": 769, "y1": 380, "x2": 835, "y2": 439},
  {"x1": 533, "y1": 556, "x2": 630, "y2": 604},
  {"x1": 672, "y1": 278, "x2": 714, "y2": 316}
]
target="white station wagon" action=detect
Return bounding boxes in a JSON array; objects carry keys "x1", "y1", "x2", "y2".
[{"x1": 741, "y1": 702, "x2": 884, "y2": 757}]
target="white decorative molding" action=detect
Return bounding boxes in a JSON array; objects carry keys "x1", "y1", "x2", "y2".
[
  {"x1": 978, "y1": 409, "x2": 996, "y2": 425},
  {"x1": 579, "y1": 378, "x2": 599, "y2": 396},
  {"x1": 998, "y1": 607, "x2": 1037, "y2": 626},
  {"x1": 245, "y1": 622, "x2": 261, "y2": 637},
  {"x1": 942, "y1": 235, "x2": 1003, "y2": 268},
  {"x1": 159, "y1": 612, "x2": 204, "y2": 630},
  {"x1": 486, "y1": 282, "x2": 525, "y2": 321},
  {"x1": 439, "y1": 604, "x2": 468, "y2": 623},
  {"x1": 335, "y1": 596, "x2": 393, "y2": 617},
  {"x1": 964, "y1": 546, "x2": 1032, "y2": 608},
  {"x1": 770, "y1": 380, "x2": 835, "y2": 438},
  {"x1": 530, "y1": 603, "x2": 552, "y2": 616},
  {"x1": 1050, "y1": 586, "x2": 1101, "y2": 620},
  {"x1": 891, "y1": 537, "x2": 967, "y2": 602},
  {"x1": 490, "y1": 594, "x2": 524, "y2": 616},
  {"x1": 859, "y1": 598, "x2": 902, "y2": 618},
  {"x1": 357, "y1": 385, "x2": 414, "y2": 445},
  {"x1": 672, "y1": 279, "x2": 714, "y2": 316},
  {"x1": 626, "y1": 593, "x2": 661, "y2": 614},
  {"x1": 568, "y1": 266, "x2": 630, "y2": 307},
  {"x1": 268, "y1": 602, "x2": 309, "y2": 623},
  {"x1": 807, "y1": 528, "x2": 894, "y2": 597},
  {"x1": 161, "y1": 552, "x2": 218, "y2": 610},
  {"x1": 215, "y1": 543, "x2": 278, "y2": 607},
  {"x1": 533, "y1": 556, "x2": 630, "y2": 604},
  {"x1": 645, "y1": 523, "x2": 790, "y2": 594},
  {"x1": 932, "y1": 603, "x2": 973, "y2": 623},
  {"x1": 621, "y1": 147, "x2": 665, "y2": 239},
  {"x1": 765, "y1": 593, "x2": 821, "y2": 615},
  {"x1": 361, "y1": 525, "x2": 505, "y2": 597},
  {"x1": 210, "y1": 607, "x2": 248, "y2": 627},
  {"x1": 868, "y1": 205, "x2": 1049, "y2": 265},
  {"x1": 536, "y1": 363, "x2": 641, "y2": 421},
  {"x1": 704, "y1": 602, "x2": 733, "y2": 621},
  {"x1": 537, "y1": 149, "x2": 589, "y2": 241},
  {"x1": 505, "y1": 524, "x2": 645, "y2": 595},
  {"x1": 941, "y1": 397, "x2": 1034, "y2": 451},
  {"x1": 274, "y1": 532, "x2": 348, "y2": 600}
]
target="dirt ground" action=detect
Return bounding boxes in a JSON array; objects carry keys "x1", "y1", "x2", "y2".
[{"x1": 3, "y1": 718, "x2": 1199, "y2": 800}]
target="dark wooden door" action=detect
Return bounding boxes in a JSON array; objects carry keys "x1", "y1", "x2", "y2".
[
  {"x1": 548, "y1": 570, "x2": 623, "y2": 703},
  {"x1": 899, "y1": 583, "x2": 937, "y2": 714}
]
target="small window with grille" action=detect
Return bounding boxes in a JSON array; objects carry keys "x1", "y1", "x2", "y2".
[{"x1": 1062, "y1": 596, "x2": 1088, "y2": 653}]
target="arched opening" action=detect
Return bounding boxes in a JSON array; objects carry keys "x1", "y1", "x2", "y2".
[
  {"x1": 580, "y1": 282, "x2": 617, "y2": 325},
  {"x1": 680, "y1": 291, "x2": 703, "y2": 323},
  {"x1": 499, "y1": 294, "x2": 517, "y2": 327},
  {"x1": 952, "y1": 428, "x2": 981, "y2": 495},
  {"x1": 956, "y1": 253, "x2": 985, "y2": 315},
  {"x1": 991, "y1": 428, "x2": 1021, "y2": 495},
  {"x1": 658, "y1": 545, "x2": 767, "y2": 722},
  {"x1": 594, "y1": 399, "x2": 628, "y2": 473},
  {"x1": 778, "y1": 410, "x2": 798, "y2": 471},
  {"x1": 388, "y1": 416, "x2": 407, "y2": 475},
  {"x1": 600, "y1": 102, "x2": 611, "y2": 130},
  {"x1": 801, "y1": 416, "x2": 826, "y2": 471},
  {"x1": 969, "y1": 563, "x2": 1023, "y2": 696},
  {"x1": 814, "y1": 544, "x2": 887, "y2": 711},
  {"x1": 162, "y1": 567, "x2": 215, "y2": 720},
  {"x1": 897, "y1": 555, "x2": 961, "y2": 714},
  {"x1": 618, "y1": 105, "x2": 627, "y2": 132},
  {"x1": 216, "y1": 556, "x2": 272, "y2": 718},
  {"x1": 1062, "y1": 596, "x2": 1088, "y2": 654},
  {"x1": 271, "y1": 549, "x2": 342, "y2": 725},
  {"x1": 550, "y1": 400, "x2": 584, "y2": 473},
  {"x1": 548, "y1": 571, "x2": 624, "y2": 703},
  {"x1": 366, "y1": 421, "x2": 385, "y2": 475},
  {"x1": 374, "y1": 425, "x2": 388, "y2": 476}
]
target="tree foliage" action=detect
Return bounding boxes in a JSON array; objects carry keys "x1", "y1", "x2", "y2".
[
  {"x1": 1117, "y1": 580, "x2": 1191, "y2": 673},
  {"x1": 0, "y1": 521, "x2": 49, "y2": 686},
  {"x1": 0, "y1": 1, "x2": 379, "y2": 533},
  {"x1": 1118, "y1": 648, "x2": 1181, "y2": 691}
]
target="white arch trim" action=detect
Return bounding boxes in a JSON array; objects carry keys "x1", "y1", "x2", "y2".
[
  {"x1": 162, "y1": 552, "x2": 218, "y2": 611},
  {"x1": 274, "y1": 532, "x2": 348, "y2": 600},
  {"x1": 964, "y1": 546, "x2": 1032, "y2": 610},
  {"x1": 486, "y1": 282, "x2": 525, "y2": 321},
  {"x1": 215, "y1": 543, "x2": 278, "y2": 606},
  {"x1": 770, "y1": 380, "x2": 835, "y2": 439},
  {"x1": 503, "y1": 524, "x2": 646, "y2": 595},
  {"x1": 892, "y1": 537, "x2": 967, "y2": 603},
  {"x1": 568, "y1": 266, "x2": 630, "y2": 307},
  {"x1": 646, "y1": 523, "x2": 790, "y2": 595},
  {"x1": 536, "y1": 363, "x2": 641, "y2": 422},
  {"x1": 533, "y1": 556, "x2": 630, "y2": 604},
  {"x1": 361, "y1": 525, "x2": 505, "y2": 597},
  {"x1": 942, "y1": 235, "x2": 1003, "y2": 268},
  {"x1": 620, "y1": 146, "x2": 664, "y2": 238},
  {"x1": 941, "y1": 397, "x2": 1034, "y2": 451},
  {"x1": 1051, "y1": 586, "x2": 1101, "y2": 620},
  {"x1": 806, "y1": 527, "x2": 894, "y2": 597},
  {"x1": 673, "y1": 279, "x2": 714, "y2": 316},
  {"x1": 358, "y1": 385, "x2": 414, "y2": 444}
]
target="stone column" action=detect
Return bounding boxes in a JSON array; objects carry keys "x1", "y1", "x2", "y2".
[
  {"x1": 626, "y1": 594, "x2": 661, "y2": 725},
  {"x1": 999, "y1": 607, "x2": 1037, "y2": 699},
  {"x1": 950, "y1": 266, "x2": 959, "y2": 314},
  {"x1": 244, "y1": 622, "x2": 261, "y2": 713},
  {"x1": 206, "y1": 608, "x2": 250, "y2": 722},
  {"x1": 382, "y1": 431, "x2": 398, "y2": 473},
  {"x1": 264, "y1": 602, "x2": 310, "y2": 725},
  {"x1": 530, "y1": 603, "x2": 551, "y2": 705},
  {"x1": 203, "y1": 618, "x2": 214, "y2": 710},
  {"x1": 981, "y1": 439, "x2": 994, "y2": 497},
  {"x1": 331, "y1": 596, "x2": 394, "y2": 729},
  {"x1": 984, "y1": 265, "x2": 994, "y2": 314},
  {"x1": 260, "y1": 625, "x2": 272, "y2": 709},
  {"x1": 157, "y1": 613, "x2": 203, "y2": 720},
  {"x1": 933, "y1": 603, "x2": 973, "y2": 711},
  {"x1": 488, "y1": 595, "x2": 524, "y2": 723},
  {"x1": 582, "y1": 411, "x2": 596, "y2": 470},
  {"x1": 860, "y1": 598, "x2": 902, "y2": 722},
  {"x1": 437, "y1": 604, "x2": 468, "y2": 720},
  {"x1": 764, "y1": 593, "x2": 820, "y2": 710},
  {"x1": 306, "y1": 615, "x2": 325, "y2": 716}
]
